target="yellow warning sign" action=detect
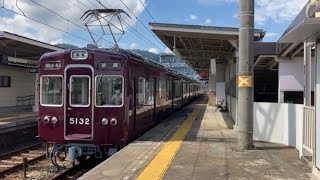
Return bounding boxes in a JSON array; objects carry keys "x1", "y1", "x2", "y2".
[{"x1": 238, "y1": 75, "x2": 252, "y2": 87}]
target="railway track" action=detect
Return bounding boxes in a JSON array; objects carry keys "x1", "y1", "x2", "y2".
[
  {"x1": 0, "y1": 142, "x2": 101, "y2": 179},
  {"x1": 52, "y1": 159, "x2": 101, "y2": 180},
  {"x1": 0, "y1": 143, "x2": 46, "y2": 178}
]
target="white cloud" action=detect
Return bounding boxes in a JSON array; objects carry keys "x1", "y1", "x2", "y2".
[
  {"x1": 204, "y1": 18, "x2": 212, "y2": 25},
  {"x1": 198, "y1": 0, "x2": 307, "y2": 25},
  {"x1": 129, "y1": 43, "x2": 139, "y2": 49},
  {"x1": 232, "y1": 13, "x2": 238, "y2": 19},
  {"x1": 189, "y1": 14, "x2": 198, "y2": 20},
  {"x1": 248, "y1": 0, "x2": 306, "y2": 25},
  {"x1": 0, "y1": 0, "x2": 146, "y2": 46},
  {"x1": 265, "y1": 32, "x2": 279, "y2": 37},
  {"x1": 255, "y1": 0, "x2": 306, "y2": 25},
  {"x1": 148, "y1": 48, "x2": 159, "y2": 54}
]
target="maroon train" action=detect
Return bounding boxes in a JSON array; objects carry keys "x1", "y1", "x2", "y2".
[{"x1": 38, "y1": 48, "x2": 199, "y2": 164}]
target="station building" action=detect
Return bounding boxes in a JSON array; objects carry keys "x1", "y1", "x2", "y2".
[{"x1": 0, "y1": 31, "x2": 63, "y2": 113}]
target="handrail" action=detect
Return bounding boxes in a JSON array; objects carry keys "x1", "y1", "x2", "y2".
[{"x1": 16, "y1": 95, "x2": 35, "y2": 108}]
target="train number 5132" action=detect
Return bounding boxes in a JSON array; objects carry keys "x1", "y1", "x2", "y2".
[{"x1": 69, "y1": 118, "x2": 90, "y2": 125}]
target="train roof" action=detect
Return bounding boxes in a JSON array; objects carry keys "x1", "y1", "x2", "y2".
[
  {"x1": 40, "y1": 48, "x2": 198, "y2": 83},
  {"x1": 117, "y1": 49, "x2": 198, "y2": 82}
]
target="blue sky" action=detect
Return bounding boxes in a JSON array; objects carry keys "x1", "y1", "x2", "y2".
[{"x1": 0, "y1": 0, "x2": 307, "y2": 53}]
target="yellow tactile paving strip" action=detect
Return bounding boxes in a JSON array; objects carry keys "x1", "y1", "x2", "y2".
[{"x1": 137, "y1": 106, "x2": 200, "y2": 180}]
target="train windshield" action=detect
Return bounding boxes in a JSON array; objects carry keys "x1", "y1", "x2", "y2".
[
  {"x1": 70, "y1": 76, "x2": 90, "y2": 106},
  {"x1": 40, "y1": 76, "x2": 63, "y2": 106},
  {"x1": 95, "y1": 75, "x2": 123, "y2": 107}
]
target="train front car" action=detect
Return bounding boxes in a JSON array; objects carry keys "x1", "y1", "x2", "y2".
[{"x1": 38, "y1": 49, "x2": 127, "y2": 165}]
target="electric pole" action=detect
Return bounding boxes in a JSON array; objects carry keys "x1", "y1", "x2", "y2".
[{"x1": 238, "y1": 0, "x2": 254, "y2": 150}]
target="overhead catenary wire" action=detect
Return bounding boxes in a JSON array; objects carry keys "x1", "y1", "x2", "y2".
[
  {"x1": 93, "y1": 0, "x2": 163, "y2": 50},
  {"x1": 99, "y1": 0, "x2": 112, "y2": 9},
  {"x1": 68, "y1": 0, "x2": 86, "y2": 12},
  {"x1": 16, "y1": 0, "x2": 26, "y2": 16},
  {"x1": 122, "y1": 20, "x2": 163, "y2": 50},
  {"x1": 84, "y1": 0, "x2": 100, "y2": 9},
  {"x1": 118, "y1": 0, "x2": 167, "y2": 49},
  {"x1": 73, "y1": 0, "x2": 151, "y2": 48},
  {"x1": 75, "y1": 0, "x2": 92, "y2": 11},
  {"x1": 29, "y1": 0, "x2": 113, "y2": 45},
  {"x1": 1, "y1": 6, "x2": 92, "y2": 44},
  {"x1": 32, "y1": 0, "x2": 158, "y2": 49},
  {"x1": 138, "y1": 0, "x2": 156, "y2": 22},
  {"x1": 96, "y1": 0, "x2": 165, "y2": 52},
  {"x1": 4, "y1": 0, "x2": 166, "y2": 51}
]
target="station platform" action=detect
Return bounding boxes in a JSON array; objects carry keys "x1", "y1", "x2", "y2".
[
  {"x1": 81, "y1": 95, "x2": 316, "y2": 180},
  {"x1": 0, "y1": 112, "x2": 36, "y2": 131}
]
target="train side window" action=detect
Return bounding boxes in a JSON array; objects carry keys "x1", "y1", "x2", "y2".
[
  {"x1": 137, "y1": 77, "x2": 154, "y2": 107},
  {"x1": 138, "y1": 78, "x2": 145, "y2": 106},
  {"x1": 95, "y1": 75, "x2": 123, "y2": 107},
  {"x1": 146, "y1": 78, "x2": 154, "y2": 106},
  {"x1": 40, "y1": 76, "x2": 63, "y2": 106},
  {"x1": 157, "y1": 78, "x2": 166, "y2": 105}
]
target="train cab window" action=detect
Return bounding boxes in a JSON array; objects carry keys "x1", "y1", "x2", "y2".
[
  {"x1": 70, "y1": 76, "x2": 90, "y2": 106},
  {"x1": 40, "y1": 76, "x2": 63, "y2": 106},
  {"x1": 95, "y1": 75, "x2": 123, "y2": 107}
]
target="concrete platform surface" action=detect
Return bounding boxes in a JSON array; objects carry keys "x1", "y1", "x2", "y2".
[
  {"x1": 81, "y1": 96, "x2": 316, "y2": 180},
  {"x1": 0, "y1": 112, "x2": 36, "y2": 132}
]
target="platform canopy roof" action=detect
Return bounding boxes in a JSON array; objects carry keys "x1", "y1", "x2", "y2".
[
  {"x1": 0, "y1": 31, "x2": 63, "y2": 67},
  {"x1": 149, "y1": 23, "x2": 266, "y2": 72},
  {"x1": 277, "y1": 3, "x2": 320, "y2": 59}
]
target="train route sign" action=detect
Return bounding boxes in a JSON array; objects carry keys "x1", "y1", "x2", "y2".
[{"x1": 238, "y1": 75, "x2": 252, "y2": 87}]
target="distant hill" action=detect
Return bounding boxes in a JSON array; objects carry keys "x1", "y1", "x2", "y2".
[
  {"x1": 55, "y1": 43, "x2": 79, "y2": 49},
  {"x1": 129, "y1": 49, "x2": 160, "y2": 62}
]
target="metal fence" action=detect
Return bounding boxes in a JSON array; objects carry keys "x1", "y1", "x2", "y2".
[{"x1": 16, "y1": 95, "x2": 35, "y2": 111}]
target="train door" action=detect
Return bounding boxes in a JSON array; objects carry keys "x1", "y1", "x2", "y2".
[
  {"x1": 153, "y1": 77, "x2": 157, "y2": 122},
  {"x1": 64, "y1": 66, "x2": 93, "y2": 140}
]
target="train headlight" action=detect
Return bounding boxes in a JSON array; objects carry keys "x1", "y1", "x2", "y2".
[
  {"x1": 101, "y1": 118, "x2": 108, "y2": 126},
  {"x1": 43, "y1": 116, "x2": 50, "y2": 124},
  {"x1": 110, "y1": 118, "x2": 117, "y2": 126},
  {"x1": 71, "y1": 50, "x2": 88, "y2": 60},
  {"x1": 51, "y1": 116, "x2": 58, "y2": 125}
]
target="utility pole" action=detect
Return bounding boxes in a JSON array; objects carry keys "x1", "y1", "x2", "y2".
[{"x1": 238, "y1": 0, "x2": 254, "y2": 150}]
